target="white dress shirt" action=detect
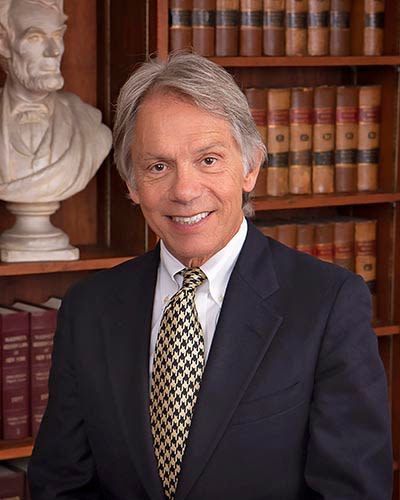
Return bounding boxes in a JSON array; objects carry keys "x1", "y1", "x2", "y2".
[{"x1": 149, "y1": 218, "x2": 248, "y2": 378}]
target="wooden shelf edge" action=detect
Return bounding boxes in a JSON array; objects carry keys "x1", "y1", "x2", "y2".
[
  {"x1": 253, "y1": 192, "x2": 400, "y2": 211},
  {"x1": 0, "y1": 439, "x2": 33, "y2": 460},
  {"x1": 210, "y1": 55, "x2": 400, "y2": 67},
  {"x1": 374, "y1": 325, "x2": 400, "y2": 337}
]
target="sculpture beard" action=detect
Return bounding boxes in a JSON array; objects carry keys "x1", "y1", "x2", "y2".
[{"x1": 9, "y1": 57, "x2": 64, "y2": 93}]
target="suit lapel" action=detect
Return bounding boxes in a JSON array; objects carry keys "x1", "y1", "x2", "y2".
[
  {"x1": 102, "y1": 248, "x2": 165, "y2": 500},
  {"x1": 175, "y1": 223, "x2": 283, "y2": 500}
]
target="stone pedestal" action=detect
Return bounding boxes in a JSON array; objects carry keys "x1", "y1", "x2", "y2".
[{"x1": 0, "y1": 202, "x2": 79, "y2": 262}]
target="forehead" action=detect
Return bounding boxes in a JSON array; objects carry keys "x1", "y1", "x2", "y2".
[{"x1": 9, "y1": 1, "x2": 66, "y2": 34}]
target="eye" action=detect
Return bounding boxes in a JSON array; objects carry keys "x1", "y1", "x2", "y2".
[
  {"x1": 150, "y1": 163, "x2": 167, "y2": 173},
  {"x1": 27, "y1": 34, "x2": 41, "y2": 42},
  {"x1": 202, "y1": 157, "x2": 217, "y2": 166}
]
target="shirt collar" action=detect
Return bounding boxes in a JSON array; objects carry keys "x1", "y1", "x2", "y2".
[{"x1": 159, "y1": 218, "x2": 248, "y2": 306}]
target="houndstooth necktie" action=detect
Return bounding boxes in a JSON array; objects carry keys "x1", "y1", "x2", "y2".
[{"x1": 150, "y1": 267, "x2": 207, "y2": 500}]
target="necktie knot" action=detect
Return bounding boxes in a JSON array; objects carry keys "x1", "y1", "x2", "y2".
[{"x1": 181, "y1": 267, "x2": 207, "y2": 292}]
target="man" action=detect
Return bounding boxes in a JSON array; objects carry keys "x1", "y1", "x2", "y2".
[
  {"x1": 0, "y1": 0, "x2": 111, "y2": 202},
  {"x1": 29, "y1": 53, "x2": 392, "y2": 499}
]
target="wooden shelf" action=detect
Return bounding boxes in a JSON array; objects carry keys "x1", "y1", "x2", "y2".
[
  {"x1": 210, "y1": 55, "x2": 400, "y2": 67},
  {"x1": 253, "y1": 192, "x2": 400, "y2": 211},
  {"x1": 0, "y1": 438, "x2": 33, "y2": 460},
  {"x1": 0, "y1": 246, "x2": 134, "y2": 277},
  {"x1": 374, "y1": 325, "x2": 400, "y2": 337}
]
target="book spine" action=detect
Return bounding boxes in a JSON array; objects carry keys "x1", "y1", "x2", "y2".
[
  {"x1": 335, "y1": 86, "x2": 358, "y2": 192},
  {"x1": 355, "y1": 218, "x2": 377, "y2": 317},
  {"x1": 312, "y1": 85, "x2": 336, "y2": 194},
  {"x1": 216, "y1": 0, "x2": 239, "y2": 56},
  {"x1": 169, "y1": 0, "x2": 193, "y2": 51},
  {"x1": 308, "y1": 0, "x2": 330, "y2": 56},
  {"x1": 329, "y1": 0, "x2": 351, "y2": 56},
  {"x1": 289, "y1": 87, "x2": 313, "y2": 194},
  {"x1": 357, "y1": 85, "x2": 381, "y2": 192},
  {"x1": 258, "y1": 223, "x2": 278, "y2": 239},
  {"x1": 267, "y1": 88, "x2": 290, "y2": 197},
  {"x1": 263, "y1": 0, "x2": 285, "y2": 56},
  {"x1": 1, "y1": 315, "x2": 29, "y2": 440},
  {"x1": 296, "y1": 223, "x2": 315, "y2": 255},
  {"x1": 277, "y1": 223, "x2": 297, "y2": 248},
  {"x1": 334, "y1": 219, "x2": 355, "y2": 271},
  {"x1": 239, "y1": 0, "x2": 262, "y2": 56},
  {"x1": 0, "y1": 465, "x2": 25, "y2": 498},
  {"x1": 245, "y1": 88, "x2": 268, "y2": 196},
  {"x1": 315, "y1": 221, "x2": 334, "y2": 263},
  {"x1": 192, "y1": 0, "x2": 216, "y2": 56},
  {"x1": 30, "y1": 326, "x2": 55, "y2": 438},
  {"x1": 285, "y1": 0, "x2": 308, "y2": 56},
  {"x1": 364, "y1": 0, "x2": 385, "y2": 56}
]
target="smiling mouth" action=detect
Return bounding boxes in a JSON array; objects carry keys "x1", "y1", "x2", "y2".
[{"x1": 169, "y1": 212, "x2": 211, "y2": 225}]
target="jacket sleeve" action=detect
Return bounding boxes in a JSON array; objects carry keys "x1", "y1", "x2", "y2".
[
  {"x1": 305, "y1": 273, "x2": 393, "y2": 499},
  {"x1": 28, "y1": 293, "x2": 101, "y2": 499}
]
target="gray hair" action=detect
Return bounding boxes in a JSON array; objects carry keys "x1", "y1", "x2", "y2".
[{"x1": 113, "y1": 52, "x2": 267, "y2": 214}]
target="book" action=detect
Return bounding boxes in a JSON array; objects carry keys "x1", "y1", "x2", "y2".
[
  {"x1": 357, "y1": 84, "x2": 381, "y2": 192},
  {"x1": 0, "y1": 464, "x2": 25, "y2": 499},
  {"x1": 285, "y1": 0, "x2": 308, "y2": 56},
  {"x1": 4, "y1": 459, "x2": 30, "y2": 500},
  {"x1": 308, "y1": 0, "x2": 330, "y2": 56},
  {"x1": 335, "y1": 85, "x2": 358, "y2": 192},
  {"x1": 296, "y1": 222, "x2": 315, "y2": 255},
  {"x1": 245, "y1": 88, "x2": 268, "y2": 196},
  {"x1": 355, "y1": 218, "x2": 377, "y2": 317},
  {"x1": 263, "y1": 0, "x2": 285, "y2": 56},
  {"x1": 364, "y1": 0, "x2": 385, "y2": 56},
  {"x1": 41, "y1": 297, "x2": 62, "y2": 310},
  {"x1": 0, "y1": 307, "x2": 29, "y2": 440},
  {"x1": 333, "y1": 217, "x2": 355, "y2": 271},
  {"x1": 216, "y1": 0, "x2": 239, "y2": 56},
  {"x1": 289, "y1": 87, "x2": 313, "y2": 194},
  {"x1": 277, "y1": 222, "x2": 297, "y2": 249},
  {"x1": 169, "y1": 0, "x2": 193, "y2": 51},
  {"x1": 267, "y1": 88, "x2": 290, "y2": 197},
  {"x1": 239, "y1": 0, "x2": 262, "y2": 56},
  {"x1": 12, "y1": 302, "x2": 57, "y2": 438},
  {"x1": 256, "y1": 221, "x2": 278, "y2": 239},
  {"x1": 314, "y1": 220, "x2": 334, "y2": 263},
  {"x1": 312, "y1": 85, "x2": 335, "y2": 194},
  {"x1": 192, "y1": 0, "x2": 216, "y2": 56},
  {"x1": 329, "y1": 0, "x2": 351, "y2": 55}
]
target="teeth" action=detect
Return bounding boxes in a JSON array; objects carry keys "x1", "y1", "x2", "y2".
[{"x1": 172, "y1": 212, "x2": 209, "y2": 225}]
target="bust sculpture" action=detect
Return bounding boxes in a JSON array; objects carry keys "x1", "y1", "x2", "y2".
[{"x1": 0, "y1": 0, "x2": 112, "y2": 261}]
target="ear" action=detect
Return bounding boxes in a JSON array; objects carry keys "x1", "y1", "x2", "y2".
[
  {"x1": 0, "y1": 27, "x2": 11, "y2": 59},
  {"x1": 242, "y1": 149, "x2": 264, "y2": 193},
  {"x1": 126, "y1": 183, "x2": 140, "y2": 205}
]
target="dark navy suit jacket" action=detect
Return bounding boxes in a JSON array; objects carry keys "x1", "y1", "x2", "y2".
[{"x1": 29, "y1": 222, "x2": 393, "y2": 499}]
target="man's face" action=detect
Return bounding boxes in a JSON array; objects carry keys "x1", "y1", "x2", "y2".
[
  {"x1": 129, "y1": 92, "x2": 260, "y2": 267},
  {"x1": 7, "y1": 0, "x2": 66, "y2": 93}
]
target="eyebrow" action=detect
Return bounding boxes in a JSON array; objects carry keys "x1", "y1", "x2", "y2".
[{"x1": 22, "y1": 24, "x2": 67, "y2": 37}]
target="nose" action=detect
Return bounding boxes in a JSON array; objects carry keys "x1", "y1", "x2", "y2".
[
  {"x1": 43, "y1": 38, "x2": 61, "y2": 58},
  {"x1": 169, "y1": 164, "x2": 202, "y2": 204}
]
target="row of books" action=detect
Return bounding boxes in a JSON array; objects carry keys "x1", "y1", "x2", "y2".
[
  {"x1": 0, "y1": 298, "x2": 61, "y2": 441},
  {"x1": 246, "y1": 84, "x2": 381, "y2": 197},
  {"x1": 170, "y1": 0, "x2": 385, "y2": 57},
  {"x1": 256, "y1": 215, "x2": 377, "y2": 314},
  {"x1": 0, "y1": 459, "x2": 30, "y2": 499}
]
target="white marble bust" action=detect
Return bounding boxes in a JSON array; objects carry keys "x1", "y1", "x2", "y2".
[{"x1": 0, "y1": 0, "x2": 112, "y2": 203}]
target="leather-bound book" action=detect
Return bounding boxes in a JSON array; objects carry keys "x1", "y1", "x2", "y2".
[
  {"x1": 333, "y1": 217, "x2": 355, "y2": 271},
  {"x1": 4, "y1": 459, "x2": 30, "y2": 500},
  {"x1": 357, "y1": 85, "x2": 381, "y2": 192},
  {"x1": 296, "y1": 222, "x2": 315, "y2": 255},
  {"x1": 0, "y1": 465, "x2": 24, "y2": 499},
  {"x1": 289, "y1": 87, "x2": 313, "y2": 194},
  {"x1": 355, "y1": 218, "x2": 377, "y2": 317},
  {"x1": 216, "y1": 0, "x2": 239, "y2": 56},
  {"x1": 267, "y1": 88, "x2": 290, "y2": 197},
  {"x1": 335, "y1": 86, "x2": 358, "y2": 192},
  {"x1": 192, "y1": 0, "x2": 216, "y2": 56},
  {"x1": 0, "y1": 307, "x2": 29, "y2": 440},
  {"x1": 308, "y1": 0, "x2": 330, "y2": 56},
  {"x1": 169, "y1": 0, "x2": 193, "y2": 51},
  {"x1": 315, "y1": 220, "x2": 334, "y2": 263},
  {"x1": 329, "y1": 0, "x2": 351, "y2": 56},
  {"x1": 257, "y1": 222, "x2": 278, "y2": 239},
  {"x1": 12, "y1": 302, "x2": 57, "y2": 438},
  {"x1": 240, "y1": 0, "x2": 262, "y2": 56},
  {"x1": 277, "y1": 222, "x2": 297, "y2": 248},
  {"x1": 364, "y1": 0, "x2": 385, "y2": 56},
  {"x1": 285, "y1": 0, "x2": 308, "y2": 56},
  {"x1": 313, "y1": 85, "x2": 335, "y2": 193},
  {"x1": 263, "y1": 0, "x2": 285, "y2": 56},
  {"x1": 245, "y1": 88, "x2": 268, "y2": 196}
]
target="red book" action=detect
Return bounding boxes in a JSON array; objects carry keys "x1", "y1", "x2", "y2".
[
  {"x1": 0, "y1": 307, "x2": 29, "y2": 440},
  {"x1": 12, "y1": 302, "x2": 57, "y2": 438},
  {"x1": 0, "y1": 464, "x2": 25, "y2": 498}
]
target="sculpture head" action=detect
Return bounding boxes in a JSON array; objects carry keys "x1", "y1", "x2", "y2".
[{"x1": 0, "y1": 0, "x2": 67, "y2": 96}]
